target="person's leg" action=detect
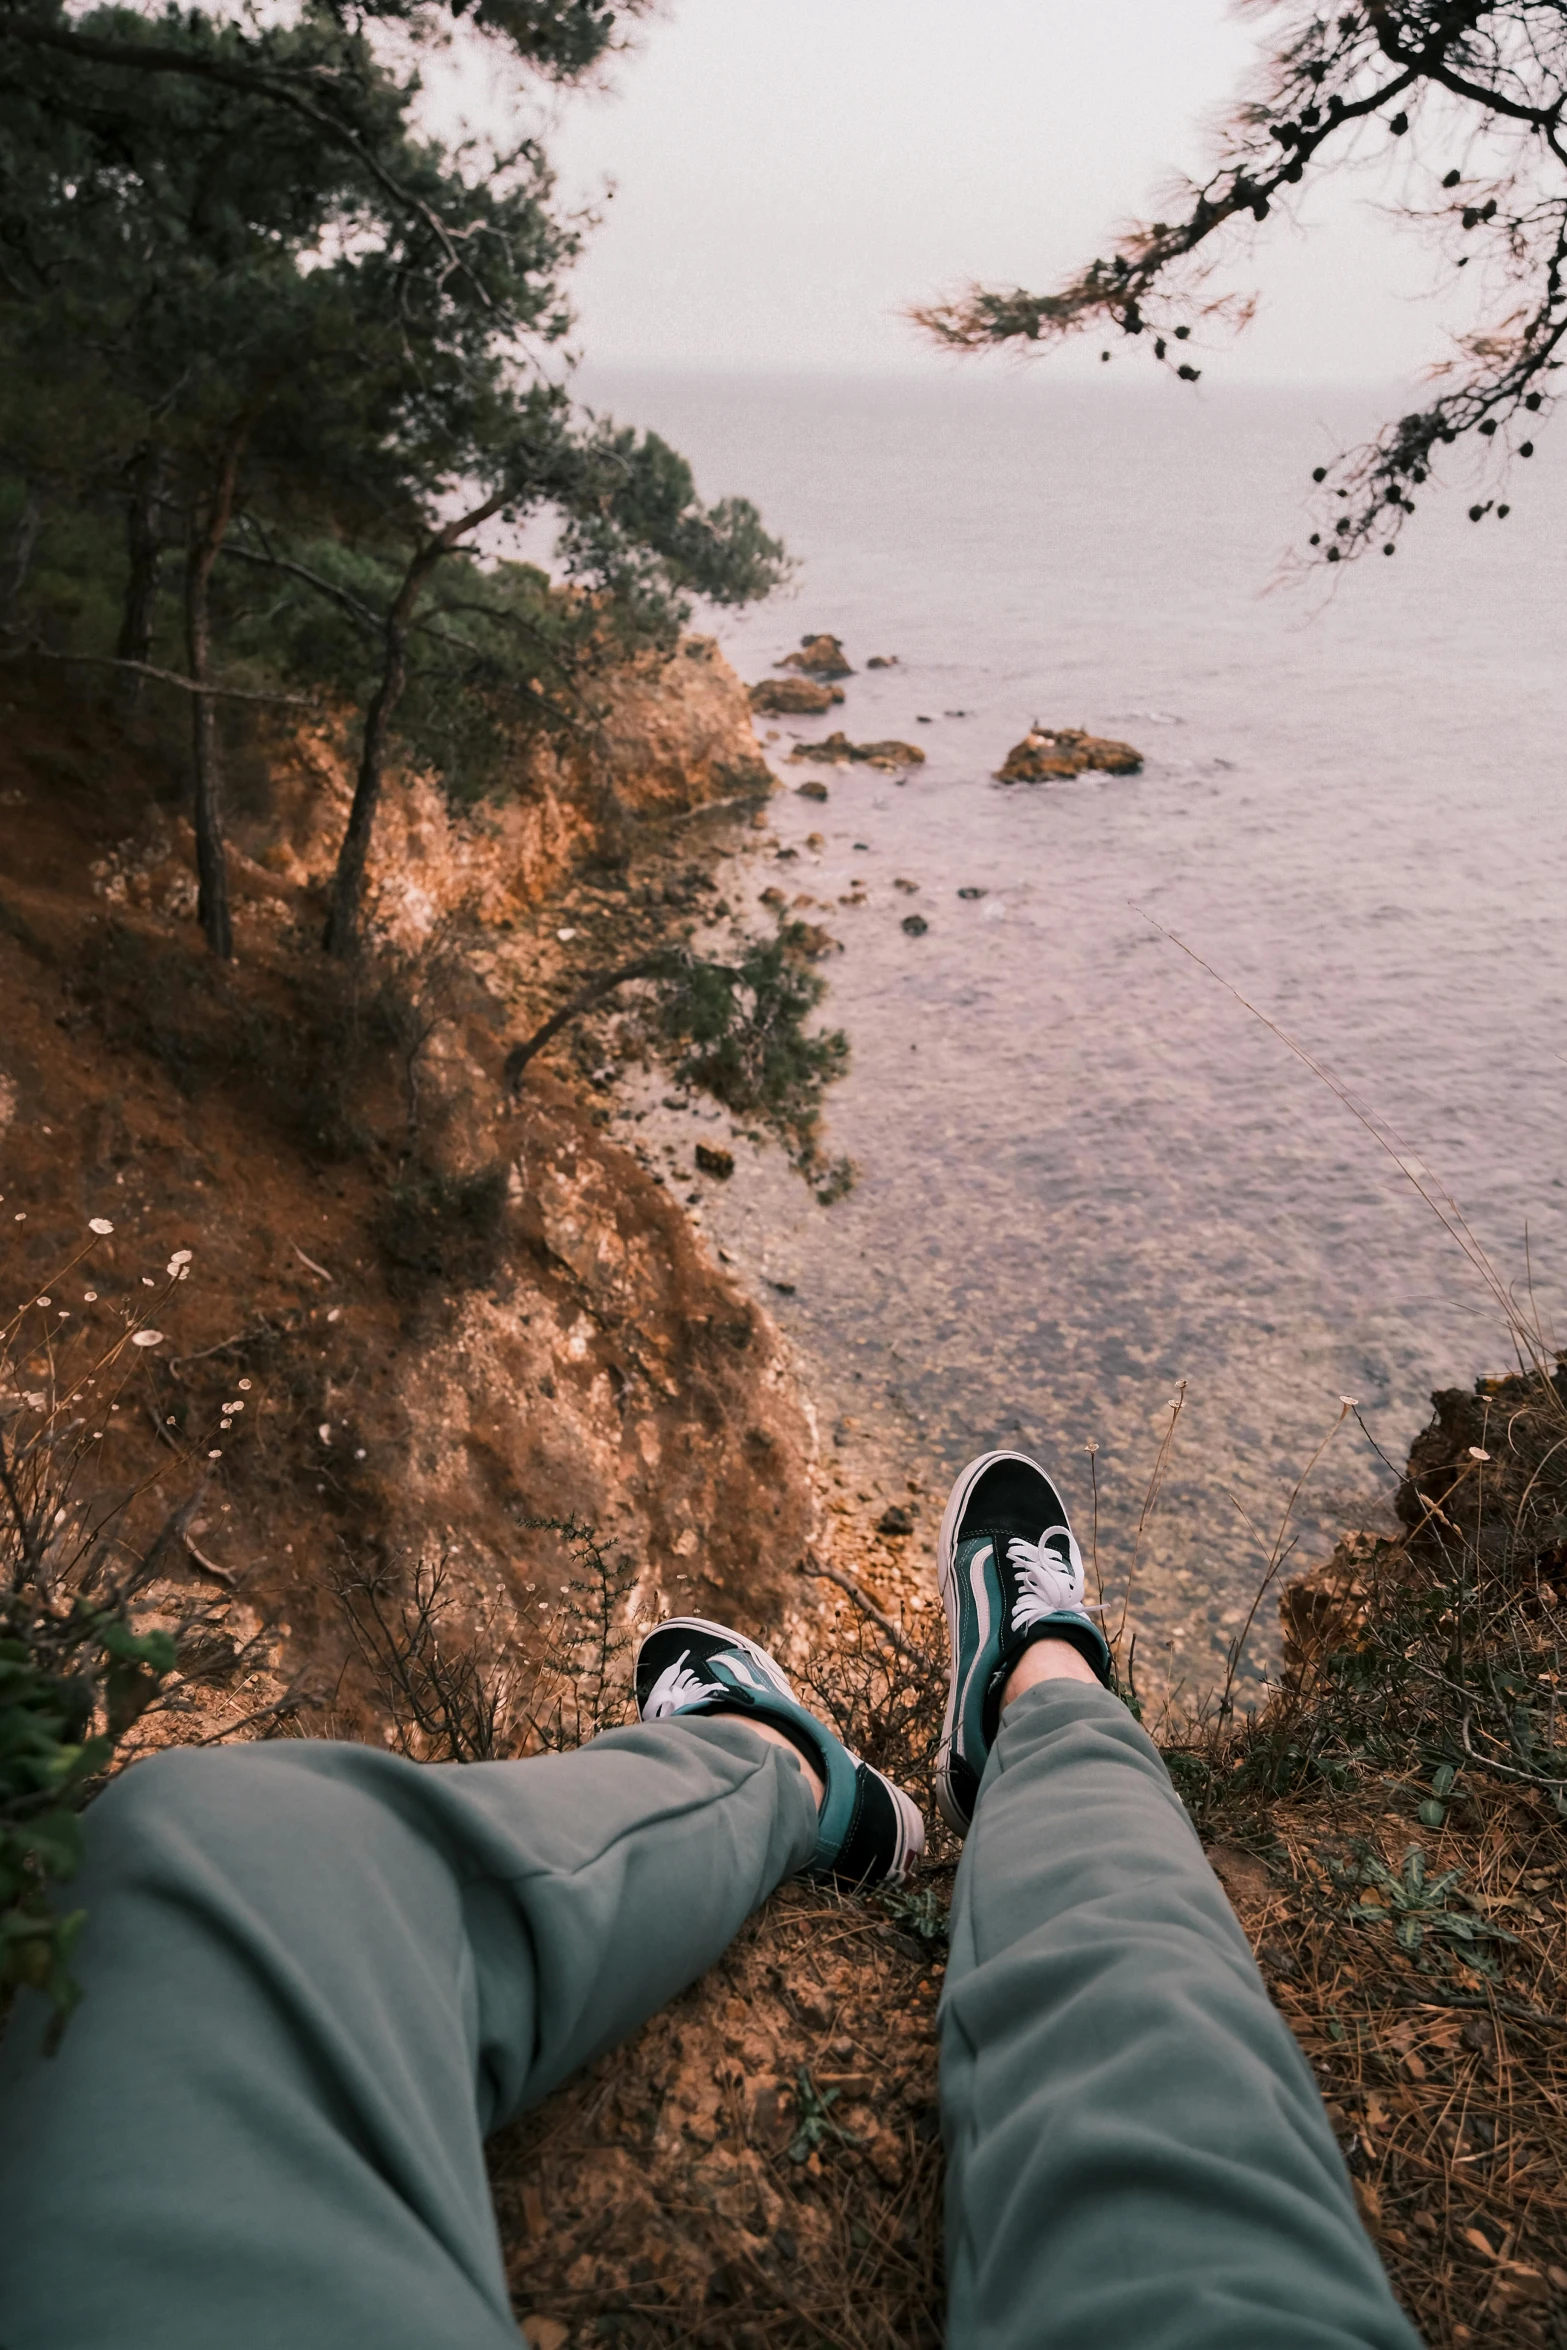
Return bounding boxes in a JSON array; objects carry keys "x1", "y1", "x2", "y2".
[
  {"x1": 0, "y1": 1720, "x2": 818, "y2": 2350},
  {"x1": 934, "y1": 1447, "x2": 1422, "y2": 2350}
]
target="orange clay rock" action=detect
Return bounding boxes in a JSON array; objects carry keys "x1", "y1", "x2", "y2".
[
  {"x1": 749, "y1": 677, "x2": 845, "y2": 716},
  {"x1": 778, "y1": 633, "x2": 854, "y2": 680},
  {"x1": 790, "y1": 732, "x2": 925, "y2": 771},
  {"x1": 995, "y1": 726, "x2": 1143, "y2": 783}
]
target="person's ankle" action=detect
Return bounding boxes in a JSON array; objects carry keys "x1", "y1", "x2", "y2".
[
  {"x1": 709, "y1": 1710, "x2": 826, "y2": 1808},
  {"x1": 1000, "y1": 1634, "x2": 1102, "y2": 1711}
]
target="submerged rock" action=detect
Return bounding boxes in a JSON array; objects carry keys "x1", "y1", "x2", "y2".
[
  {"x1": 749, "y1": 677, "x2": 844, "y2": 716},
  {"x1": 996, "y1": 726, "x2": 1143, "y2": 783},
  {"x1": 791, "y1": 731, "x2": 925, "y2": 771},
  {"x1": 779, "y1": 633, "x2": 854, "y2": 680}
]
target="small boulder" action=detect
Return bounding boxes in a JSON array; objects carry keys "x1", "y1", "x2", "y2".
[
  {"x1": 695, "y1": 1143, "x2": 735, "y2": 1180},
  {"x1": 865, "y1": 654, "x2": 899, "y2": 669},
  {"x1": 795, "y1": 778, "x2": 829, "y2": 802},
  {"x1": 791, "y1": 731, "x2": 925, "y2": 770},
  {"x1": 858, "y1": 740, "x2": 925, "y2": 769},
  {"x1": 996, "y1": 726, "x2": 1143, "y2": 783},
  {"x1": 780, "y1": 632, "x2": 853, "y2": 680},
  {"x1": 749, "y1": 676, "x2": 844, "y2": 715},
  {"x1": 877, "y1": 1503, "x2": 915, "y2": 1536},
  {"x1": 900, "y1": 914, "x2": 928, "y2": 937}
]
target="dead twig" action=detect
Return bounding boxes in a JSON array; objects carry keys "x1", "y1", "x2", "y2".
[{"x1": 800, "y1": 1554, "x2": 938, "y2": 1670}]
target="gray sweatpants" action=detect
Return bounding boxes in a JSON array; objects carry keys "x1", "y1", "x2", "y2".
[{"x1": 0, "y1": 1683, "x2": 1419, "y2": 2349}]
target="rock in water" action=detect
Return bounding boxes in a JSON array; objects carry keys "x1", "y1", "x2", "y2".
[
  {"x1": 995, "y1": 726, "x2": 1143, "y2": 782},
  {"x1": 791, "y1": 731, "x2": 925, "y2": 770},
  {"x1": 900, "y1": 914, "x2": 929, "y2": 937},
  {"x1": 749, "y1": 677, "x2": 845, "y2": 715},
  {"x1": 865, "y1": 654, "x2": 899, "y2": 669},
  {"x1": 795, "y1": 778, "x2": 830, "y2": 801},
  {"x1": 779, "y1": 633, "x2": 854, "y2": 680}
]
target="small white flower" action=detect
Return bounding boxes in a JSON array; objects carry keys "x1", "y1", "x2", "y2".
[
  {"x1": 1469, "y1": 1445, "x2": 1490, "y2": 1462},
  {"x1": 237, "y1": 1378, "x2": 252, "y2": 1391},
  {"x1": 131, "y1": 1329, "x2": 164, "y2": 1348},
  {"x1": 208, "y1": 1448, "x2": 223, "y2": 1459},
  {"x1": 35, "y1": 1296, "x2": 51, "y2": 1308},
  {"x1": 354, "y1": 1447, "x2": 366, "y2": 1460},
  {"x1": 23, "y1": 1391, "x2": 46, "y2": 1410},
  {"x1": 141, "y1": 1275, "x2": 155, "y2": 1288},
  {"x1": 1339, "y1": 1395, "x2": 1360, "y2": 1409},
  {"x1": 84, "y1": 1290, "x2": 97, "y2": 1302},
  {"x1": 88, "y1": 1217, "x2": 115, "y2": 1236},
  {"x1": 220, "y1": 1419, "x2": 232, "y2": 1432},
  {"x1": 168, "y1": 1249, "x2": 193, "y2": 1267},
  {"x1": 318, "y1": 1423, "x2": 332, "y2": 1445}
]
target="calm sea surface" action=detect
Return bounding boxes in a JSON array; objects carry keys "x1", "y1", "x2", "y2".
[{"x1": 585, "y1": 369, "x2": 1567, "y2": 1694}]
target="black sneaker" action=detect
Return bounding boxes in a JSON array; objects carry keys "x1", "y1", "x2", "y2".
[
  {"x1": 935, "y1": 1450, "x2": 1112, "y2": 1834},
  {"x1": 634, "y1": 1616, "x2": 925, "y2": 1887}
]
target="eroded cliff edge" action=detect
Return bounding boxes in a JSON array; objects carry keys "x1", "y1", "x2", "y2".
[{"x1": 0, "y1": 638, "x2": 819, "y2": 1723}]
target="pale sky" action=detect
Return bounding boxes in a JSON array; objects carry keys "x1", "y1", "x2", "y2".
[{"x1": 442, "y1": 0, "x2": 1482, "y2": 382}]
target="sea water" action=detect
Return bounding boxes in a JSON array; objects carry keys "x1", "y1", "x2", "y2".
[{"x1": 585, "y1": 368, "x2": 1567, "y2": 1694}]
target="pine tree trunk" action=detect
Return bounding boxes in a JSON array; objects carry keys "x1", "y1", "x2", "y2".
[
  {"x1": 323, "y1": 595, "x2": 413, "y2": 960},
  {"x1": 325, "y1": 487, "x2": 510, "y2": 960},
  {"x1": 117, "y1": 451, "x2": 165, "y2": 708},
  {"x1": 185, "y1": 432, "x2": 245, "y2": 961},
  {"x1": 4, "y1": 484, "x2": 41, "y2": 618}
]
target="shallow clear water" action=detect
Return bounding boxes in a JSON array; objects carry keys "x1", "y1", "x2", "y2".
[{"x1": 589, "y1": 369, "x2": 1567, "y2": 1694}]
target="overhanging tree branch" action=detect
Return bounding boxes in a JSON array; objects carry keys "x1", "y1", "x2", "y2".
[{"x1": 910, "y1": 0, "x2": 1566, "y2": 564}]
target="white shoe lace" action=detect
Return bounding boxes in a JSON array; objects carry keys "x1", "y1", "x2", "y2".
[
  {"x1": 643, "y1": 1651, "x2": 720, "y2": 1719},
  {"x1": 1005, "y1": 1530, "x2": 1102, "y2": 1634}
]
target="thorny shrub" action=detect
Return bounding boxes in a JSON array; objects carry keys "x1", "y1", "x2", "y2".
[{"x1": 335, "y1": 1516, "x2": 641, "y2": 1764}]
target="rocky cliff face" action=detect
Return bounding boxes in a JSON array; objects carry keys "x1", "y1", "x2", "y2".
[
  {"x1": 0, "y1": 641, "x2": 811, "y2": 1729},
  {"x1": 87, "y1": 636, "x2": 771, "y2": 956}
]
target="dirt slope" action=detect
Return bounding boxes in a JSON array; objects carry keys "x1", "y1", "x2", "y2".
[{"x1": 0, "y1": 659, "x2": 812, "y2": 1727}]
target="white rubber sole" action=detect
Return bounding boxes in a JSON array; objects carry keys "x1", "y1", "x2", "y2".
[{"x1": 885, "y1": 1781, "x2": 927, "y2": 1885}]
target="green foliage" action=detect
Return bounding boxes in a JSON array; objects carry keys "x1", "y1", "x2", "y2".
[
  {"x1": 787, "y1": 2066, "x2": 864, "y2": 2165},
  {"x1": 1335, "y1": 1843, "x2": 1520, "y2": 1971},
  {"x1": 0, "y1": 0, "x2": 786, "y2": 938},
  {"x1": 0, "y1": 1598, "x2": 173, "y2": 2029},
  {"x1": 652, "y1": 926, "x2": 849, "y2": 1173}
]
